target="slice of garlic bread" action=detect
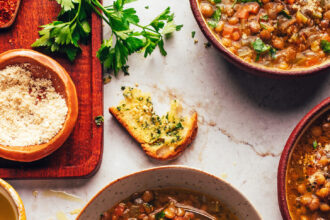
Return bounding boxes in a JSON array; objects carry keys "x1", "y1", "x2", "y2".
[{"x1": 109, "y1": 87, "x2": 198, "y2": 160}]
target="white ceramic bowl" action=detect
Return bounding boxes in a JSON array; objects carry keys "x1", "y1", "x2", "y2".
[{"x1": 77, "y1": 166, "x2": 262, "y2": 220}]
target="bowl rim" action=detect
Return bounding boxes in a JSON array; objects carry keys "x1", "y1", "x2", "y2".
[
  {"x1": 189, "y1": 0, "x2": 330, "y2": 78},
  {"x1": 0, "y1": 49, "x2": 79, "y2": 162},
  {"x1": 0, "y1": 0, "x2": 22, "y2": 29},
  {"x1": 77, "y1": 165, "x2": 262, "y2": 219},
  {"x1": 0, "y1": 178, "x2": 26, "y2": 220},
  {"x1": 277, "y1": 97, "x2": 330, "y2": 220}
]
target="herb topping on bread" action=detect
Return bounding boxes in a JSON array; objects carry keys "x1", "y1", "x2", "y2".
[{"x1": 109, "y1": 87, "x2": 198, "y2": 160}]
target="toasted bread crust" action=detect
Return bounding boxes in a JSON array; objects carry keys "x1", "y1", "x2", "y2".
[{"x1": 109, "y1": 107, "x2": 198, "y2": 160}]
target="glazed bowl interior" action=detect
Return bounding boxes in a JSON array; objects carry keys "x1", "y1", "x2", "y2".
[
  {"x1": 0, "y1": 186, "x2": 19, "y2": 219},
  {"x1": 277, "y1": 97, "x2": 330, "y2": 220},
  {"x1": 77, "y1": 166, "x2": 262, "y2": 220},
  {"x1": 0, "y1": 179, "x2": 25, "y2": 220},
  {"x1": 0, "y1": 49, "x2": 78, "y2": 162},
  {"x1": 189, "y1": 0, "x2": 330, "y2": 77}
]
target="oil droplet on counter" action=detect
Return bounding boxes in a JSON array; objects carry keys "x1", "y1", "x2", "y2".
[
  {"x1": 220, "y1": 173, "x2": 228, "y2": 179},
  {"x1": 43, "y1": 190, "x2": 84, "y2": 204},
  {"x1": 56, "y1": 211, "x2": 68, "y2": 220},
  {"x1": 70, "y1": 208, "x2": 82, "y2": 215},
  {"x1": 32, "y1": 190, "x2": 39, "y2": 198}
]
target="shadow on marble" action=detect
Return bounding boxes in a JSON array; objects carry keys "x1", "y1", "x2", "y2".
[{"x1": 222, "y1": 61, "x2": 329, "y2": 112}]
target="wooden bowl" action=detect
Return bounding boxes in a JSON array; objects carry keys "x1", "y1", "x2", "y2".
[
  {"x1": 189, "y1": 0, "x2": 330, "y2": 78},
  {"x1": 277, "y1": 97, "x2": 330, "y2": 219},
  {"x1": 77, "y1": 166, "x2": 262, "y2": 220},
  {"x1": 0, "y1": 0, "x2": 21, "y2": 29},
  {"x1": 0, "y1": 178, "x2": 26, "y2": 220},
  {"x1": 0, "y1": 49, "x2": 78, "y2": 162}
]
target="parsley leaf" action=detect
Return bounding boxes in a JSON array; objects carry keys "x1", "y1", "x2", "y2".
[
  {"x1": 207, "y1": 7, "x2": 221, "y2": 28},
  {"x1": 191, "y1": 31, "x2": 196, "y2": 38},
  {"x1": 321, "y1": 40, "x2": 330, "y2": 53},
  {"x1": 32, "y1": 0, "x2": 182, "y2": 76},
  {"x1": 94, "y1": 115, "x2": 104, "y2": 126},
  {"x1": 313, "y1": 140, "x2": 318, "y2": 149},
  {"x1": 279, "y1": 10, "x2": 292, "y2": 19},
  {"x1": 155, "y1": 211, "x2": 165, "y2": 220},
  {"x1": 251, "y1": 38, "x2": 276, "y2": 61},
  {"x1": 56, "y1": 0, "x2": 75, "y2": 12},
  {"x1": 260, "y1": 14, "x2": 268, "y2": 21},
  {"x1": 212, "y1": 7, "x2": 221, "y2": 21}
]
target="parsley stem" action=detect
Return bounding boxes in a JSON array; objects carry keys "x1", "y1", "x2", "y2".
[
  {"x1": 70, "y1": 0, "x2": 82, "y2": 24},
  {"x1": 87, "y1": 0, "x2": 112, "y2": 26},
  {"x1": 133, "y1": 23, "x2": 161, "y2": 36}
]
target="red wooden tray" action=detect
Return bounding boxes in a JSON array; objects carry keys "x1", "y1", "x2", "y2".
[{"x1": 0, "y1": 0, "x2": 103, "y2": 179}]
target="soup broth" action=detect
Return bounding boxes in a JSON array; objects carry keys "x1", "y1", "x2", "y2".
[
  {"x1": 0, "y1": 192, "x2": 16, "y2": 220},
  {"x1": 100, "y1": 188, "x2": 239, "y2": 220},
  {"x1": 286, "y1": 112, "x2": 330, "y2": 220}
]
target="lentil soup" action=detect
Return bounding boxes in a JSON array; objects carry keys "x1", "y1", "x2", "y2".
[
  {"x1": 199, "y1": 0, "x2": 330, "y2": 70},
  {"x1": 100, "y1": 189, "x2": 239, "y2": 220},
  {"x1": 286, "y1": 112, "x2": 330, "y2": 220}
]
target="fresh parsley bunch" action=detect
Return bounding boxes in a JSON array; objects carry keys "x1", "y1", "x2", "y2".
[{"x1": 32, "y1": 0, "x2": 183, "y2": 75}]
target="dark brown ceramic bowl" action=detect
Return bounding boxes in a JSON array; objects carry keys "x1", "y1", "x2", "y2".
[
  {"x1": 190, "y1": 0, "x2": 330, "y2": 78},
  {"x1": 277, "y1": 97, "x2": 330, "y2": 219}
]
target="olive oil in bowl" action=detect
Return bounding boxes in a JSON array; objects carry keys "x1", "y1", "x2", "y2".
[{"x1": 0, "y1": 192, "x2": 17, "y2": 220}]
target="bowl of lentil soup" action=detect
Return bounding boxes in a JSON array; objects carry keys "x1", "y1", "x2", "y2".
[
  {"x1": 278, "y1": 97, "x2": 330, "y2": 220},
  {"x1": 190, "y1": 0, "x2": 330, "y2": 77},
  {"x1": 77, "y1": 166, "x2": 262, "y2": 220}
]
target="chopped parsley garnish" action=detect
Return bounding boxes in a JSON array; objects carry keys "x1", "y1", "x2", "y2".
[
  {"x1": 121, "y1": 86, "x2": 126, "y2": 90},
  {"x1": 210, "y1": 0, "x2": 221, "y2": 3},
  {"x1": 145, "y1": 6, "x2": 149, "y2": 9},
  {"x1": 260, "y1": 23, "x2": 268, "y2": 30},
  {"x1": 212, "y1": 7, "x2": 222, "y2": 21},
  {"x1": 94, "y1": 115, "x2": 104, "y2": 126},
  {"x1": 260, "y1": 15, "x2": 268, "y2": 21},
  {"x1": 176, "y1": 122, "x2": 183, "y2": 129},
  {"x1": 320, "y1": 40, "x2": 330, "y2": 53},
  {"x1": 208, "y1": 7, "x2": 221, "y2": 28},
  {"x1": 155, "y1": 211, "x2": 165, "y2": 220},
  {"x1": 251, "y1": 38, "x2": 276, "y2": 61},
  {"x1": 204, "y1": 42, "x2": 212, "y2": 48},
  {"x1": 191, "y1": 31, "x2": 196, "y2": 38},
  {"x1": 313, "y1": 140, "x2": 318, "y2": 149},
  {"x1": 279, "y1": 10, "x2": 292, "y2": 19}
]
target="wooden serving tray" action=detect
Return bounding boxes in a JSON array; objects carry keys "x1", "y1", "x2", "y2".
[{"x1": 0, "y1": 0, "x2": 103, "y2": 178}]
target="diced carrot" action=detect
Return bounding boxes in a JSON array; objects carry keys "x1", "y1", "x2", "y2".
[
  {"x1": 287, "y1": 0, "x2": 295, "y2": 4},
  {"x1": 322, "y1": 34, "x2": 330, "y2": 41},
  {"x1": 246, "y1": 3, "x2": 260, "y2": 14},
  {"x1": 231, "y1": 31, "x2": 241, "y2": 41},
  {"x1": 236, "y1": 8, "x2": 249, "y2": 19},
  {"x1": 114, "y1": 205, "x2": 125, "y2": 216},
  {"x1": 304, "y1": 57, "x2": 321, "y2": 67},
  {"x1": 222, "y1": 24, "x2": 235, "y2": 37},
  {"x1": 236, "y1": 3, "x2": 260, "y2": 19}
]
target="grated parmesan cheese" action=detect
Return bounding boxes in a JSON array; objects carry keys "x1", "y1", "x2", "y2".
[{"x1": 0, "y1": 65, "x2": 68, "y2": 146}]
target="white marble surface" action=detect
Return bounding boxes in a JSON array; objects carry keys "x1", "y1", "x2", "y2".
[{"x1": 9, "y1": 0, "x2": 330, "y2": 219}]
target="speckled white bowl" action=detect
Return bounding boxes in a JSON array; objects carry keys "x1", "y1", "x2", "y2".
[{"x1": 77, "y1": 166, "x2": 262, "y2": 220}]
